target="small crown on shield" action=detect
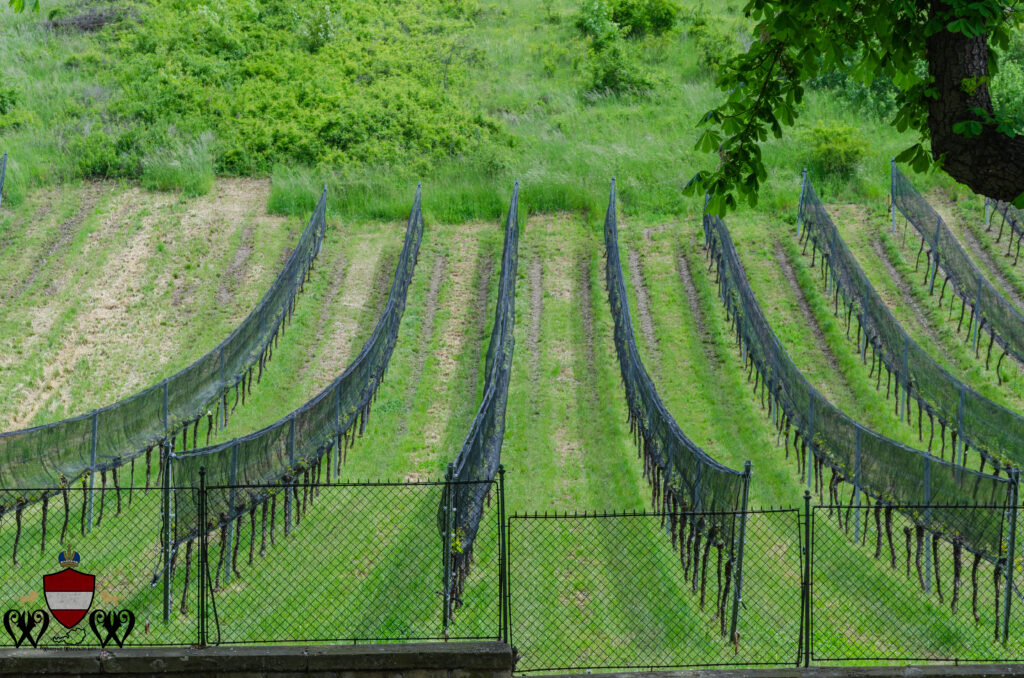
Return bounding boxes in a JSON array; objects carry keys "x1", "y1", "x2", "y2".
[{"x1": 58, "y1": 551, "x2": 81, "y2": 568}]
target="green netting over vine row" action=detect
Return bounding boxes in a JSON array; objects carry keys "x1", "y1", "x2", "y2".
[
  {"x1": 170, "y1": 186, "x2": 423, "y2": 546},
  {"x1": 988, "y1": 199, "x2": 1024, "y2": 266},
  {"x1": 441, "y1": 182, "x2": 519, "y2": 621},
  {"x1": 892, "y1": 165, "x2": 1024, "y2": 368},
  {"x1": 704, "y1": 213, "x2": 1011, "y2": 560},
  {"x1": 800, "y1": 178, "x2": 1024, "y2": 473},
  {"x1": 605, "y1": 182, "x2": 750, "y2": 633},
  {"x1": 0, "y1": 188, "x2": 328, "y2": 514}
]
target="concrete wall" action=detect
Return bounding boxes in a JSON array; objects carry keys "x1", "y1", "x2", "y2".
[{"x1": 0, "y1": 641, "x2": 513, "y2": 677}]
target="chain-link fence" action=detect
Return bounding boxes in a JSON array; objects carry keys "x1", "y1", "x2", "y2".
[
  {"x1": 811, "y1": 502, "x2": 1024, "y2": 664},
  {"x1": 507, "y1": 508, "x2": 801, "y2": 673}
]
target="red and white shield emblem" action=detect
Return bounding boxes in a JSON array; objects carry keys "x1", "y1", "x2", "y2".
[{"x1": 43, "y1": 568, "x2": 95, "y2": 629}]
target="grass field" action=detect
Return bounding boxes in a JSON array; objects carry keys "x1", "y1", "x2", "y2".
[{"x1": 2, "y1": 0, "x2": 1024, "y2": 669}]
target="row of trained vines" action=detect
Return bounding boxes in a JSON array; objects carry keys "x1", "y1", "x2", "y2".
[
  {"x1": 892, "y1": 165, "x2": 1024, "y2": 369},
  {"x1": 704, "y1": 208, "x2": 1017, "y2": 626},
  {"x1": 440, "y1": 183, "x2": 519, "y2": 630},
  {"x1": 604, "y1": 180, "x2": 753, "y2": 641}
]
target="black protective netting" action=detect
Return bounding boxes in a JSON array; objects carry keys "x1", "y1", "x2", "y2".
[
  {"x1": 171, "y1": 186, "x2": 423, "y2": 545},
  {"x1": 0, "y1": 189, "x2": 328, "y2": 512},
  {"x1": 892, "y1": 166, "x2": 1024, "y2": 368},
  {"x1": 704, "y1": 213, "x2": 1011, "y2": 559},
  {"x1": 441, "y1": 182, "x2": 519, "y2": 615},
  {"x1": 604, "y1": 181, "x2": 749, "y2": 592},
  {"x1": 800, "y1": 177, "x2": 1024, "y2": 473},
  {"x1": 989, "y1": 199, "x2": 1024, "y2": 266}
]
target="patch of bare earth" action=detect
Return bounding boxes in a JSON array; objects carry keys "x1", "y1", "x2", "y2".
[
  {"x1": 575, "y1": 248, "x2": 596, "y2": 371},
  {"x1": 169, "y1": 178, "x2": 280, "y2": 315},
  {"x1": 870, "y1": 237, "x2": 955, "y2": 365},
  {"x1": 10, "y1": 183, "x2": 106, "y2": 302},
  {"x1": 293, "y1": 252, "x2": 348, "y2": 385},
  {"x1": 676, "y1": 246, "x2": 718, "y2": 369},
  {"x1": 542, "y1": 215, "x2": 584, "y2": 505},
  {"x1": 420, "y1": 231, "x2": 484, "y2": 453},
  {"x1": 406, "y1": 255, "x2": 446, "y2": 398},
  {"x1": 627, "y1": 246, "x2": 661, "y2": 374},
  {"x1": 774, "y1": 242, "x2": 850, "y2": 394},
  {"x1": 527, "y1": 253, "x2": 543, "y2": 381},
  {"x1": 7, "y1": 188, "x2": 176, "y2": 428},
  {"x1": 929, "y1": 190, "x2": 1024, "y2": 313},
  {"x1": 307, "y1": 237, "x2": 383, "y2": 388}
]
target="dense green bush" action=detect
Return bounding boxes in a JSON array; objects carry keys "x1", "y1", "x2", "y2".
[
  {"x1": 992, "y1": 30, "x2": 1024, "y2": 132},
  {"x1": 610, "y1": 0, "x2": 679, "y2": 37},
  {"x1": 0, "y1": 0, "x2": 500, "y2": 194},
  {"x1": 576, "y1": 0, "x2": 678, "y2": 39},
  {"x1": 575, "y1": 0, "x2": 653, "y2": 94},
  {"x1": 679, "y1": 7, "x2": 741, "y2": 76},
  {"x1": 799, "y1": 122, "x2": 868, "y2": 179}
]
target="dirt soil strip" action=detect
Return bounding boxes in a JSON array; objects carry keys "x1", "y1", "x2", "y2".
[
  {"x1": 676, "y1": 245, "x2": 719, "y2": 370},
  {"x1": 528, "y1": 252, "x2": 543, "y2": 381},
  {"x1": 420, "y1": 234, "x2": 483, "y2": 453},
  {"x1": 309, "y1": 238, "x2": 384, "y2": 387},
  {"x1": 774, "y1": 241, "x2": 854, "y2": 399},
  {"x1": 627, "y1": 246, "x2": 661, "y2": 375},
  {"x1": 294, "y1": 252, "x2": 349, "y2": 385},
  {"x1": 406, "y1": 254, "x2": 446, "y2": 399},
  {"x1": 930, "y1": 191, "x2": 1024, "y2": 313},
  {"x1": 871, "y1": 237, "x2": 955, "y2": 366},
  {"x1": 9, "y1": 183, "x2": 106, "y2": 303},
  {"x1": 546, "y1": 221, "x2": 584, "y2": 506},
  {"x1": 8, "y1": 189, "x2": 177, "y2": 429}
]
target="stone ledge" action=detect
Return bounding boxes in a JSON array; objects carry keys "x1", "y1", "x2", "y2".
[
  {"x1": 571, "y1": 666, "x2": 1024, "y2": 678},
  {"x1": 0, "y1": 641, "x2": 513, "y2": 676}
]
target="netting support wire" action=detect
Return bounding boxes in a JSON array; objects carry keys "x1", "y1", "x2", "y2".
[
  {"x1": 801, "y1": 489, "x2": 812, "y2": 667},
  {"x1": 87, "y1": 411, "x2": 98, "y2": 532},
  {"x1": 854, "y1": 428, "x2": 862, "y2": 542},
  {"x1": 729, "y1": 461, "x2": 753, "y2": 645},
  {"x1": 956, "y1": 388, "x2": 966, "y2": 470},
  {"x1": 890, "y1": 158, "x2": 897, "y2": 234},
  {"x1": 796, "y1": 168, "x2": 808, "y2": 238},
  {"x1": 899, "y1": 338, "x2": 909, "y2": 423},
  {"x1": 219, "y1": 350, "x2": 227, "y2": 428},
  {"x1": 223, "y1": 442, "x2": 239, "y2": 587},
  {"x1": 1003, "y1": 468, "x2": 1020, "y2": 644},
  {"x1": 0, "y1": 151, "x2": 8, "y2": 209},
  {"x1": 805, "y1": 399, "x2": 814, "y2": 489},
  {"x1": 497, "y1": 465, "x2": 509, "y2": 644},
  {"x1": 161, "y1": 440, "x2": 173, "y2": 623},
  {"x1": 923, "y1": 456, "x2": 932, "y2": 593},
  {"x1": 441, "y1": 462, "x2": 456, "y2": 637},
  {"x1": 973, "y1": 273, "x2": 983, "y2": 353},
  {"x1": 860, "y1": 275, "x2": 869, "y2": 363},
  {"x1": 197, "y1": 466, "x2": 207, "y2": 647},
  {"x1": 930, "y1": 216, "x2": 940, "y2": 295}
]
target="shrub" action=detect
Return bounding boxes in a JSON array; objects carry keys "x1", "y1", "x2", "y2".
[
  {"x1": 799, "y1": 122, "x2": 868, "y2": 179},
  {"x1": 584, "y1": 37, "x2": 653, "y2": 94},
  {"x1": 611, "y1": 0, "x2": 679, "y2": 37},
  {"x1": 680, "y1": 8, "x2": 740, "y2": 76}
]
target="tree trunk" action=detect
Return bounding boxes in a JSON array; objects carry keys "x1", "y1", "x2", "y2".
[{"x1": 926, "y1": 3, "x2": 1024, "y2": 202}]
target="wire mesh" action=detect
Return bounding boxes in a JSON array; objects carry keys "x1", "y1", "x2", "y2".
[
  {"x1": 0, "y1": 482, "x2": 200, "y2": 647},
  {"x1": 0, "y1": 189, "x2": 329, "y2": 516},
  {"x1": 704, "y1": 212, "x2": 1011, "y2": 561},
  {"x1": 811, "y1": 503, "x2": 1024, "y2": 663},
  {"x1": 892, "y1": 166, "x2": 1024, "y2": 368},
  {"x1": 207, "y1": 479, "x2": 501, "y2": 644},
  {"x1": 988, "y1": 200, "x2": 1024, "y2": 267},
  {"x1": 507, "y1": 509, "x2": 801, "y2": 672}
]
